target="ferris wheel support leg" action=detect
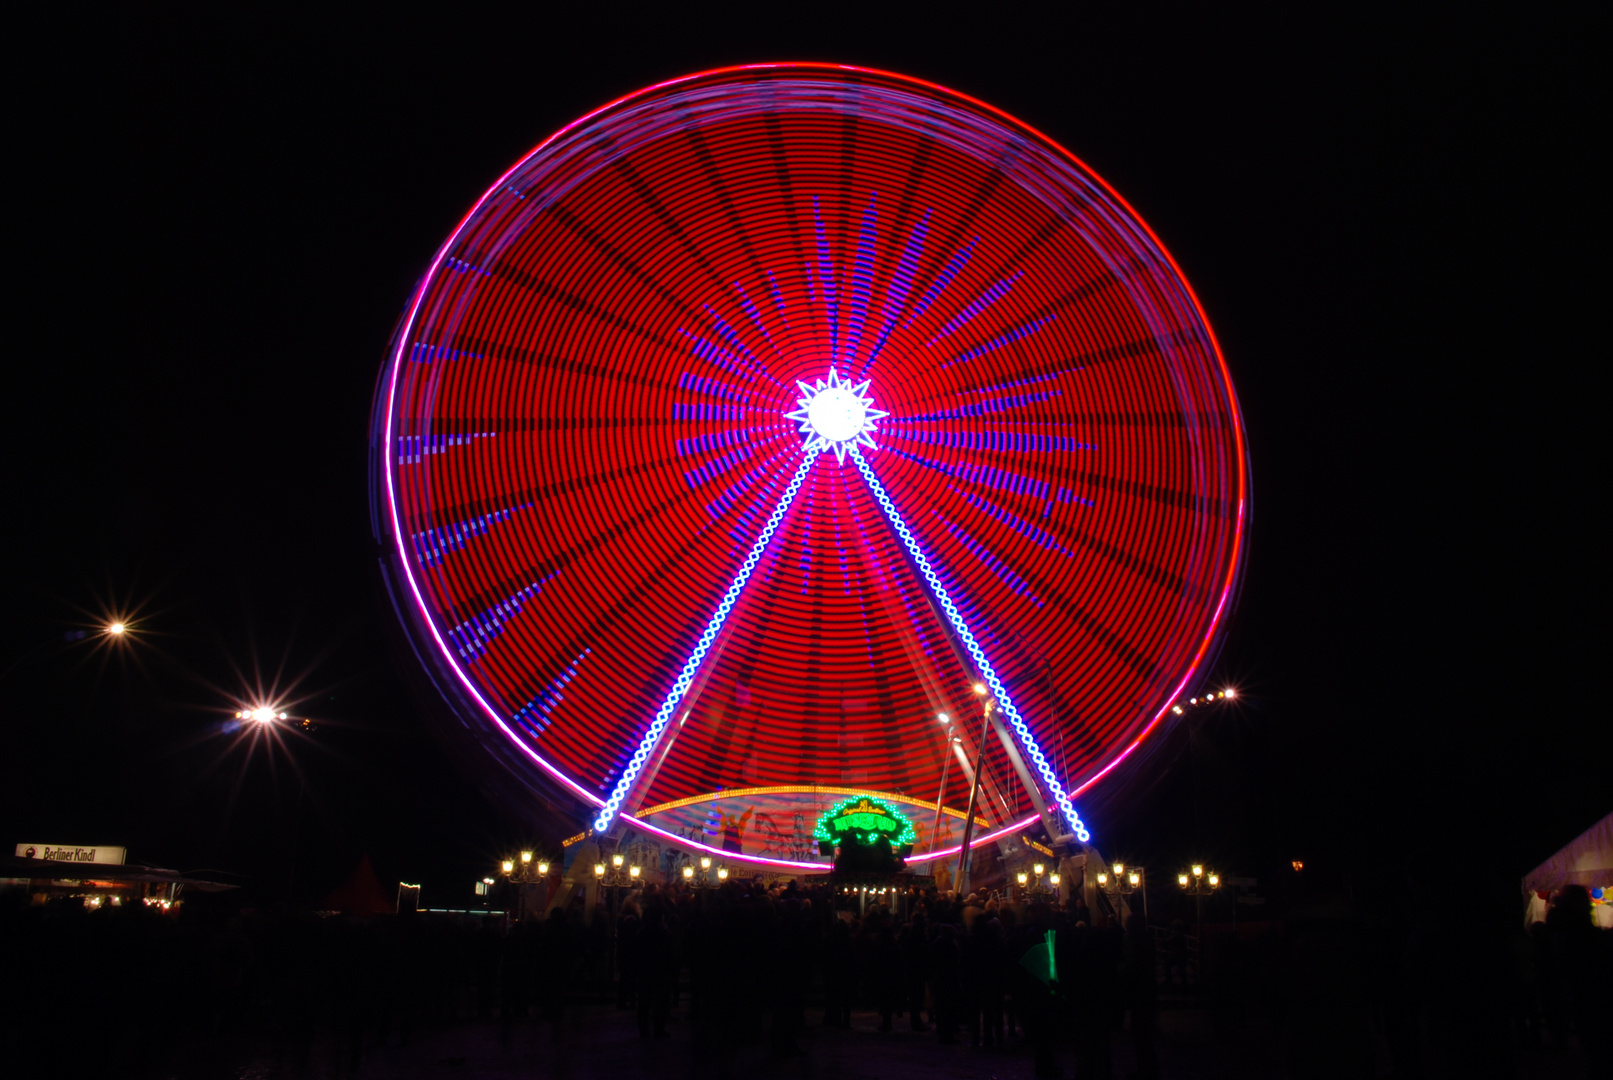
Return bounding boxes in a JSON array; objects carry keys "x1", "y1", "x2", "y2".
[
  {"x1": 987, "y1": 710, "x2": 1064, "y2": 849},
  {"x1": 848, "y1": 447, "x2": 1091, "y2": 844},
  {"x1": 592, "y1": 448, "x2": 822, "y2": 835}
]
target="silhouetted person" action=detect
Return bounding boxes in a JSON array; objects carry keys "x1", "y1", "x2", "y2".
[
  {"x1": 822, "y1": 916, "x2": 854, "y2": 1027},
  {"x1": 1123, "y1": 912, "x2": 1159, "y2": 1078},
  {"x1": 616, "y1": 902, "x2": 641, "y2": 1009},
  {"x1": 1011, "y1": 907, "x2": 1060, "y2": 1079},
  {"x1": 636, "y1": 904, "x2": 673, "y2": 1037},
  {"x1": 967, "y1": 914, "x2": 1006, "y2": 1047},
  {"x1": 1548, "y1": 885, "x2": 1612, "y2": 1067},
  {"x1": 930, "y1": 922, "x2": 964, "y2": 1043},
  {"x1": 768, "y1": 897, "x2": 810, "y2": 1057},
  {"x1": 901, "y1": 910, "x2": 931, "y2": 1030},
  {"x1": 871, "y1": 909, "x2": 902, "y2": 1032}
]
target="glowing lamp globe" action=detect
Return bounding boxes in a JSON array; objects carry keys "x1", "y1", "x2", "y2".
[{"x1": 371, "y1": 64, "x2": 1247, "y2": 872}]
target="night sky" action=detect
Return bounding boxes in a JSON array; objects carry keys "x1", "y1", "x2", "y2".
[{"x1": 6, "y1": 9, "x2": 1601, "y2": 909}]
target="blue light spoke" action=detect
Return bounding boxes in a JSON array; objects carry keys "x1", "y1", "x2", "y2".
[
  {"x1": 843, "y1": 196, "x2": 879, "y2": 363},
  {"x1": 413, "y1": 502, "x2": 531, "y2": 566},
  {"x1": 908, "y1": 239, "x2": 976, "y2": 323},
  {"x1": 860, "y1": 211, "x2": 929, "y2": 376},
  {"x1": 396, "y1": 431, "x2": 496, "y2": 464},
  {"x1": 732, "y1": 282, "x2": 774, "y2": 344},
  {"x1": 812, "y1": 197, "x2": 840, "y2": 367},
  {"x1": 677, "y1": 372, "x2": 748, "y2": 402},
  {"x1": 929, "y1": 272, "x2": 1022, "y2": 343},
  {"x1": 933, "y1": 511, "x2": 1042, "y2": 606},
  {"x1": 593, "y1": 447, "x2": 822, "y2": 832},
  {"x1": 850, "y1": 446, "x2": 1090, "y2": 842},
  {"x1": 942, "y1": 314, "x2": 1056, "y2": 369}
]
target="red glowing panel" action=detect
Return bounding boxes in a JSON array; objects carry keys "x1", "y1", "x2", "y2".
[{"x1": 372, "y1": 65, "x2": 1246, "y2": 829}]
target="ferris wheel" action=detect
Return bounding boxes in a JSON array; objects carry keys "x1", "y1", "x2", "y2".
[{"x1": 371, "y1": 65, "x2": 1247, "y2": 872}]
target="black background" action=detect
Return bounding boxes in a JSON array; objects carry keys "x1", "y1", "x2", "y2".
[{"x1": 5, "y1": 7, "x2": 1602, "y2": 909}]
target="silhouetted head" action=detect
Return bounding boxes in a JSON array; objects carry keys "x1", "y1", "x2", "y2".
[{"x1": 1549, "y1": 885, "x2": 1593, "y2": 930}]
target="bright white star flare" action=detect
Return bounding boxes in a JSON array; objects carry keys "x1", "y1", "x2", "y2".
[{"x1": 784, "y1": 369, "x2": 889, "y2": 463}]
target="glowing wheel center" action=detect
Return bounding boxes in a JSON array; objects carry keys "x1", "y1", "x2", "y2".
[
  {"x1": 808, "y1": 386, "x2": 867, "y2": 443},
  {"x1": 785, "y1": 370, "x2": 890, "y2": 463}
]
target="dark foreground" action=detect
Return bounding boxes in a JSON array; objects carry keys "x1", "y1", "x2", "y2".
[{"x1": 111, "y1": 998, "x2": 1592, "y2": 1080}]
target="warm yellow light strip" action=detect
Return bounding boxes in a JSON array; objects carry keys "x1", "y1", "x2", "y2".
[
  {"x1": 633, "y1": 785, "x2": 987, "y2": 827},
  {"x1": 560, "y1": 830, "x2": 588, "y2": 848},
  {"x1": 1020, "y1": 836, "x2": 1055, "y2": 857}
]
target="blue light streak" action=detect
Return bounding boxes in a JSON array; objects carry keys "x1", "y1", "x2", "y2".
[
  {"x1": 592, "y1": 446, "x2": 822, "y2": 833},
  {"x1": 849, "y1": 446, "x2": 1091, "y2": 842}
]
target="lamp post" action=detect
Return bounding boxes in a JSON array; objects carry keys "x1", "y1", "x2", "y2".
[
  {"x1": 952, "y1": 684, "x2": 994, "y2": 896},
  {"x1": 1018, "y1": 861, "x2": 1056, "y2": 901},
  {"x1": 927, "y1": 714, "x2": 960, "y2": 855},
  {"x1": 1096, "y1": 862, "x2": 1147, "y2": 923},
  {"x1": 499, "y1": 850, "x2": 552, "y2": 921},
  {"x1": 1178, "y1": 863, "x2": 1219, "y2": 941},
  {"x1": 679, "y1": 855, "x2": 720, "y2": 890}
]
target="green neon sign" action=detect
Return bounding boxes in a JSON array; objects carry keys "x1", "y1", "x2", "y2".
[{"x1": 813, "y1": 795, "x2": 917, "y2": 855}]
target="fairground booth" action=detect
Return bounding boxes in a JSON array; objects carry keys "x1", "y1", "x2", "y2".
[
  {"x1": 5, "y1": 843, "x2": 237, "y2": 910},
  {"x1": 1523, "y1": 811, "x2": 1613, "y2": 928}
]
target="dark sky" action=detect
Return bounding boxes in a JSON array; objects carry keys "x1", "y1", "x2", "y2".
[{"x1": 5, "y1": 8, "x2": 1601, "y2": 907}]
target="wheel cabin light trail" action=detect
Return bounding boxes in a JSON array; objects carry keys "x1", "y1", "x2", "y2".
[{"x1": 373, "y1": 65, "x2": 1247, "y2": 868}]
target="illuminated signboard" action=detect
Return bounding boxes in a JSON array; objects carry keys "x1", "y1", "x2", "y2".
[
  {"x1": 14, "y1": 844, "x2": 126, "y2": 865},
  {"x1": 813, "y1": 796, "x2": 916, "y2": 856}
]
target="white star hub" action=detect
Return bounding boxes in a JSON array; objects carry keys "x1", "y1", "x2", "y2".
[{"x1": 785, "y1": 369, "x2": 889, "y2": 463}]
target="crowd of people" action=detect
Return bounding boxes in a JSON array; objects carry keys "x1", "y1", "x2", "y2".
[
  {"x1": 608, "y1": 879, "x2": 1158, "y2": 1078},
  {"x1": 1, "y1": 875, "x2": 1607, "y2": 1076}
]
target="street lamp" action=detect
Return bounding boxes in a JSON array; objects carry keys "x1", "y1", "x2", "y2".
[
  {"x1": 1179, "y1": 863, "x2": 1220, "y2": 941},
  {"x1": 717, "y1": 866, "x2": 729, "y2": 882},
  {"x1": 501, "y1": 851, "x2": 552, "y2": 920},
  {"x1": 1098, "y1": 862, "x2": 1148, "y2": 922},
  {"x1": 927, "y1": 713, "x2": 957, "y2": 855}
]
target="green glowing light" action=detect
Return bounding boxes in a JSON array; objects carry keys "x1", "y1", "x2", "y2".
[{"x1": 812, "y1": 795, "x2": 917, "y2": 854}]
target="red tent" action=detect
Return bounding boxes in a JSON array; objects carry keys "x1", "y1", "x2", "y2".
[{"x1": 319, "y1": 855, "x2": 396, "y2": 916}]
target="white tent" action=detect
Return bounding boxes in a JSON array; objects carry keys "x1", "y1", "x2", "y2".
[{"x1": 1523, "y1": 810, "x2": 1613, "y2": 927}]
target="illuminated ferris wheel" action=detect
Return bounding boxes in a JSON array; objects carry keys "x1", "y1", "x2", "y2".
[{"x1": 370, "y1": 65, "x2": 1247, "y2": 873}]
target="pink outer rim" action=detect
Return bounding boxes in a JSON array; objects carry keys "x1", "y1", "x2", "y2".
[{"x1": 380, "y1": 62, "x2": 1248, "y2": 823}]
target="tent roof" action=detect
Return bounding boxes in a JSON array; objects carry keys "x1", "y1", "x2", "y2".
[
  {"x1": 1522, "y1": 810, "x2": 1613, "y2": 895},
  {"x1": 319, "y1": 855, "x2": 395, "y2": 915}
]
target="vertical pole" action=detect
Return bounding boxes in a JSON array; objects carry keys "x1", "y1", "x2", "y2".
[
  {"x1": 927, "y1": 725, "x2": 955, "y2": 854},
  {"x1": 952, "y1": 701, "x2": 994, "y2": 895}
]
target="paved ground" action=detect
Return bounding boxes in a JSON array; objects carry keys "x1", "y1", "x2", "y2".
[{"x1": 165, "y1": 1002, "x2": 1588, "y2": 1080}]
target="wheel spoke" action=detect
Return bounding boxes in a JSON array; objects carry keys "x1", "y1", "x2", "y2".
[
  {"x1": 594, "y1": 446, "x2": 822, "y2": 832},
  {"x1": 849, "y1": 445, "x2": 1090, "y2": 842}
]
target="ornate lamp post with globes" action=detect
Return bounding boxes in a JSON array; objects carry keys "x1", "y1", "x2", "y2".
[
  {"x1": 1178, "y1": 863, "x2": 1219, "y2": 940},
  {"x1": 1096, "y1": 862, "x2": 1148, "y2": 922},
  {"x1": 499, "y1": 849, "x2": 552, "y2": 921}
]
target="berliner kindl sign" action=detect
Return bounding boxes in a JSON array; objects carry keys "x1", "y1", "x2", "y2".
[{"x1": 14, "y1": 844, "x2": 126, "y2": 865}]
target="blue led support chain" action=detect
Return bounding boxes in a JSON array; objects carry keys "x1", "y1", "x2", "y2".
[
  {"x1": 593, "y1": 446, "x2": 822, "y2": 833},
  {"x1": 850, "y1": 446, "x2": 1091, "y2": 842}
]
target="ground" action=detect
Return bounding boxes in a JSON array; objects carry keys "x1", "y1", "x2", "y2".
[{"x1": 153, "y1": 1001, "x2": 1591, "y2": 1080}]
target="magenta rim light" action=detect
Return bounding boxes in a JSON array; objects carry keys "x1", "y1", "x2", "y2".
[{"x1": 372, "y1": 64, "x2": 1248, "y2": 846}]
